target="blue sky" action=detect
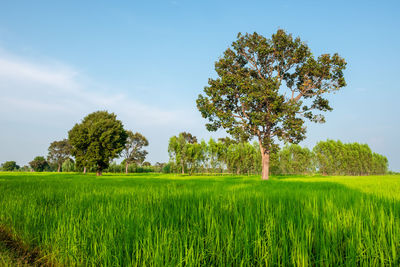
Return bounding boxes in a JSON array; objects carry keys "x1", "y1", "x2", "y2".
[{"x1": 0, "y1": 0, "x2": 399, "y2": 171}]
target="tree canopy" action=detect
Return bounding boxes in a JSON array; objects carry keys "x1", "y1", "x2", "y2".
[
  {"x1": 1, "y1": 161, "x2": 20, "y2": 171},
  {"x1": 168, "y1": 132, "x2": 202, "y2": 174},
  {"x1": 47, "y1": 139, "x2": 72, "y2": 172},
  {"x1": 197, "y1": 29, "x2": 346, "y2": 180},
  {"x1": 68, "y1": 111, "x2": 127, "y2": 176},
  {"x1": 29, "y1": 156, "x2": 49, "y2": 172},
  {"x1": 122, "y1": 131, "x2": 149, "y2": 173}
]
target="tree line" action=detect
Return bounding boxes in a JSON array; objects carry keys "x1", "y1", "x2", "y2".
[
  {"x1": 0, "y1": 111, "x2": 150, "y2": 175},
  {"x1": 0, "y1": 129, "x2": 389, "y2": 176},
  {"x1": 0, "y1": 119, "x2": 389, "y2": 176},
  {"x1": 167, "y1": 133, "x2": 388, "y2": 176}
]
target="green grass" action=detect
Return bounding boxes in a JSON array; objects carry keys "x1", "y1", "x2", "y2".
[{"x1": 0, "y1": 172, "x2": 399, "y2": 266}]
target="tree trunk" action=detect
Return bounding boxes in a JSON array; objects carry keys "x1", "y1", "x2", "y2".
[
  {"x1": 96, "y1": 170, "x2": 102, "y2": 176},
  {"x1": 259, "y1": 142, "x2": 270, "y2": 180},
  {"x1": 261, "y1": 152, "x2": 270, "y2": 180},
  {"x1": 181, "y1": 161, "x2": 184, "y2": 174},
  {"x1": 57, "y1": 163, "x2": 61, "y2": 172},
  {"x1": 125, "y1": 163, "x2": 129, "y2": 174},
  {"x1": 83, "y1": 167, "x2": 86, "y2": 174}
]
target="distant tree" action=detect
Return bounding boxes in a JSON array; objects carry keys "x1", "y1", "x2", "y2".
[
  {"x1": 168, "y1": 132, "x2": 198, "y2": 174},
  {"x1": 162, "y1": 163, "x2": 172, "y2": 173},
  {"x1": 197, "y1": 29, "x2": 346, "y2": 180},
  {"x1": 186, "y1": 140, "x2": 206, "y2": 175},
  {"x1": 62, "y1": 158, "x2": 75, "y2": 172},
  {"x1": 207, "y1": 138, "x2": 220, "y2": 173},
  {"x1": 278, "y1": 144, "x2": 314, "y2": 174},
  {"x1": 29, "y1": 156, "x2": 49, "y2": 172},
  {"x1": 142, "y1": 161, "x2": 151, "y2": 167},
  {"x1": 68, "y1": 111, "x2": 127, "y2": 176},
  {"x1": 371, "y1": 153, "x2": 388, "y2": 175},
  {"x1": 47, "y1": 139, "x2": 72, "y2": 172},
  {"x1": 313, "y1": 140, "x2": 387, "y2": 176},
  {"x1": 154, "y1": 162, "x2": 166, "y2": 173},
  {"x1": 122, "y1": 131, "x2": 149, "y2": 173},
  {"x1": 107, "y1": 161, "x2": 124, "y2": 173},
  {"x1": 20, "y1": 165, "x2": 30, "y2": 172},
  {"x1": 1, "y1": 161, "x2": 20, "y2": 171}
]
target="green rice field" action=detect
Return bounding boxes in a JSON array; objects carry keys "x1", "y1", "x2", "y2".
[{"x1": 0, "y1": 172, "x2": 399, "y2": 266}]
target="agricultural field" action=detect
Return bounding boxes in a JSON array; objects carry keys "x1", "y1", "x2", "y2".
[{"x1": 0, "y1": 172, "x2": 399, "y2": 266}]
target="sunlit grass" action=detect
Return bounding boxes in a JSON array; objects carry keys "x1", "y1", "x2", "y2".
[{"x1": 0, "y1": 172, "x2": 399, "y2": 266}]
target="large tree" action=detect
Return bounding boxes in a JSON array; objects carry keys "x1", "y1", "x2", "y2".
[
  {"x1": 197, "y1": 29, "x2": 346, "y2": 180},
  {"x1": 122, "y1": 131, "x2": 149, "y2": 173},
  {"x1": 47, "y1": 139, "x2": 72, "y2": 172},
  {"x1": 68, "y1": 111, "x2": 127, "y2": 176}
]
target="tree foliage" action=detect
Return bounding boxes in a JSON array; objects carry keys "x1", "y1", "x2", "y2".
[
  {"x1": 277, "y1": 144, "x2": 314, "y2": 174},
  {"x1": 197, "y1": 29, "x2": 346, "y2": 179},
  {"x1": 47, "y1": 139, "x2": 72, "y2": 172},
  {"x1": 122, "y1": 131, "x2": 149, "y2": 173},
  {"x1": 1, "y1": 161, "x2": 20, "y2": 171},
  {"x1": 313, "y1": 140, "x2": 388, "y2": 175},
  {"x1": 68, "y1": 111, "x2": 127, "y2": 175},
  {"x1": 167, "y1": 136, "x2": 387, "y2": 176},
  {"x1": 29, "y1": 156, "x2": 49, "y2": 172},
  {"x1": 168, "y1": 132, "x2": 200, "y2": 174},
  {"x1": 62, "y1": 158, "x2": 75, "y2": 172}
]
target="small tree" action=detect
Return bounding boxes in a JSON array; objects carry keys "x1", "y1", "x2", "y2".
[
  {"x1": 186, "y1": 140, "x2": 206, "y2": 175},
  {"x1": 197, "y1": 30, "x2": 346, "y2": 180},
  {"x1": 68, "y1": 111, "x2": 127, "y2": 176},
  {"x1": 278, "y1": 144, "x2": 314, "y2": 174},
  {"x1": 142, "y1": 161, "x2": 151, "y2": 167},
  {"x1": 29, "y1": 156, "x2": 49, "y2": 172},
  {"x1": 62, "y1": 158, "x2": 75, "y2": 172},
  {"x1": 47, "y1": 139, "x2": 72, "y2": 172},
  {"x1": 1, "y1": 161, "x2": 20, "y2": 171},
  {"x1": 122, "y1": 131, "x2": 149, "y2": 173},
  {"x1": 168, "y1": 132, "x2": 198, "y2": 174}
]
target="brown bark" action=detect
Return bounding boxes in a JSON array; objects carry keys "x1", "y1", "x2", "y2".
[
  {"x1": 125, "y1": 163, "x2": 129, "y2": 174},
  {"x1": 261, "y1": 152, "x2": 270, "y2": 180},
  {"x1": 259, "y1": 142, "x2": 270, "y2": 180},
  {"x1": 57, "y1": 164, "x2": 61, "y2": 173},
  {"x1": 83, "y1": 167, "x2": 86, "y2": 174},
  {"x1": 96, "y1": 171, "x2": 102, "y2": 176}
]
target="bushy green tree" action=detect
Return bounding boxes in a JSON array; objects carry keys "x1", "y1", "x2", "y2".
[
  {"x1": 278, "y1": 144, "x2": 314, "y2": 174},
  {"x1": 371, "y1": 153, "x2": 388, "y2": 175},
  {"x1": 1, "y1": 161, "x2": 20, "y2": 171},
  {"x1": 186, "y1": 140, "x2": 206, "y2": 175},
  {"x1": 168, "y1": 132, "x2": 198, "y2": 174},
  {"x1": 68, "y1": 111, "x2": 128, "y2": 176},
  {"x1": 122, "y1": 131, "x2": 149, "y2": 173},
  {"x1": 61, "y1": 158, "x2": 75, "y2": 172},
  {"x1": 197, "y1": 29, "x2": 346, "y2": 179},
  {"x1": 313, "y1": 140, "x2": 387, "y2": 176},
  {"x1": 29, "y1": 156, "x2": 49, "y2": 172},
  {"x1": 107, "y1": 161, "x2": 124, "y2": 173},
  {"x1": 47, "y1": 139, "x2": 72, "y2": 172},
  {"x1": 207, "y1": 138, "x2": 227, "y2": 174}
]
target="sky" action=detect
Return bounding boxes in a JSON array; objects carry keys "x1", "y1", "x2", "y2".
[{"x1": 0, "y1": 0, "x2": 399, "y2": 171}]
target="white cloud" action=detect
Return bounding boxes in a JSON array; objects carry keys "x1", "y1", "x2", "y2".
[{"x1": 0, "y1": 50, "x2": 204, "y2": 165}]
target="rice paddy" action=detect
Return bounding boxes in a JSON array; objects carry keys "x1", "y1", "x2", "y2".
[{"x1": 0, "y1": 172, "x2": 399, "y2": 266}]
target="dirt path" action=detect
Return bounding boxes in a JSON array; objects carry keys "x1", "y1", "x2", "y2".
[{"x1": 0, "y1": 225, "x2": 54, "y2": 266}]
